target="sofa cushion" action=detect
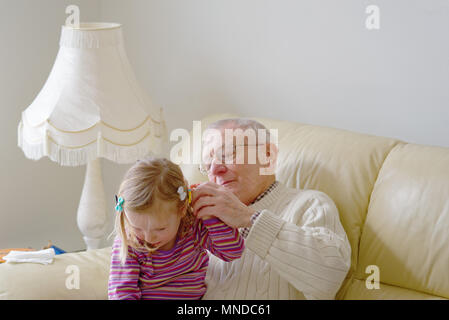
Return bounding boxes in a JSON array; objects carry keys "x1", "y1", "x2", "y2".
[
  {"x1": 0, "y1": 247, "x2": 111, "y2": 300},
  {"x1": 343, "y1": 279, "x2": 445, "y2": 300},
  {"x1": 357, "y1": 143, "x2": 449, "y2": 299}
]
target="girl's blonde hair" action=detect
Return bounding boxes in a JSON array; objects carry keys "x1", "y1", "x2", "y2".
[{"x1": 113, "y1": 157, "x2": 195, "y2": 264}]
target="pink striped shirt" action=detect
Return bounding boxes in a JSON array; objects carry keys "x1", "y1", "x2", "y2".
[{"x1": 108, "y1": 217, "x2": 244, "y2": 300}]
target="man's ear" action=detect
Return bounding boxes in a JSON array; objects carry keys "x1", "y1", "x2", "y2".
[
  {"x1": 269, "y1": 142, "x2": 278, "y2": 166},
  {"x1": 259, "y1": 142, "x2": 278, "y2": 176}
]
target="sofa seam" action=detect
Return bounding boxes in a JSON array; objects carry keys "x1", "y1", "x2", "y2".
[
  {"x1": 354, "y1": 139, "x2": 406, "y2": 277},
  {"x1": 350, "y1": 276, "x2": 447, "y2": 300}
]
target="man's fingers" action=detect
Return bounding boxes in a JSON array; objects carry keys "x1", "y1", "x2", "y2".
[
  {"x1": 197, "y1": 206, "x2": 217, "y2": 219},
  {"x1": 192, "y1": 195, "x2": 215, "y2": 216},
  {"x1": 191, "y1": 183, "x2": 220, "y2": 206}
]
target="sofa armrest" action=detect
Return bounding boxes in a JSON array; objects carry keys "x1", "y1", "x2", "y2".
[{"x1": 0, "y1": 247, "x2": 111, "y2": 300}]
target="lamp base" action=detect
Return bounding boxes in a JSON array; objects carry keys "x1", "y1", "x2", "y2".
[
  {"x1": 77, "y1": 158, "x2": 107, "y2": 250},
  {"x1": 82, "y1": 236, "x2": 103, "y2": 250}
]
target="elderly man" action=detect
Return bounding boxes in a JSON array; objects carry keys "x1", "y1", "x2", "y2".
[{"x1": 191, "y1": 118, "x2": 351, "y2": 300}]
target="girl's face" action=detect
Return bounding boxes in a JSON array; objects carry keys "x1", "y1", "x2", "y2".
[{"x1": 125, "y1": 200, "x2": 185, "y2": 251}]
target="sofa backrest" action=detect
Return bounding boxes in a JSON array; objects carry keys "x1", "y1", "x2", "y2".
[
  {"x1": 180, "y1": 113, "x2": 449, "y2": 299},
  {"x1": 355, "y1": 143, "x2": 449, "y2": 299}
]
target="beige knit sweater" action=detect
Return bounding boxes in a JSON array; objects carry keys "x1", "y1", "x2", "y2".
[{"x1": 203, "y1": 182, "x2": 351, "y2": 300}]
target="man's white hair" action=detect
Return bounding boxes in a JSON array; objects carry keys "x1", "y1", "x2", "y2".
[{"x1": 206, "y1": 118, "x2": 271, "y2": 144}]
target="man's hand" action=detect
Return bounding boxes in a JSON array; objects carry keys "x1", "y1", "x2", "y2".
[{"x1": 191, "y1": 182, "x2": 255, "y2": 228}]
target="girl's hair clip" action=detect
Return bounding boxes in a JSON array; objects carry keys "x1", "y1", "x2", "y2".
[
  {"x1": 115, "y1": 195, "x2": 124, "y2": 212},
  {"x1": 177, "y1": 186, "x2": 192, "y2": 204}
]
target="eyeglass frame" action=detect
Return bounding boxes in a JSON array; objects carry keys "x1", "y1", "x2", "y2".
[{"x1": 198, "y1": 143, "x2": 268, "y2": 175}]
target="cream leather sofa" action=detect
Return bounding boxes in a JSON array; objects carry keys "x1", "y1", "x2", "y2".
[{"x1": 1, "y1": 113, "x2": 448, "y2": 299}]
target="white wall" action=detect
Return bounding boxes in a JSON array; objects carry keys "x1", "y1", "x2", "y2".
[
  {"x1": 100, "y1": 0, "x2": 449, "y2": 147},
  {"x1": 1, "y1": 0, "x2": 448, "y2": 252}
]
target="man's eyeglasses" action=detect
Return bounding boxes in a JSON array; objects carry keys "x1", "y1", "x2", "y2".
[{"x1": 199, "y1": 143, "x2": 266, "y2": 175}]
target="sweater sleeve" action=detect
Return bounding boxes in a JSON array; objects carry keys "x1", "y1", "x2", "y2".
[
  {"x1": 108, "y1": 236, "x2": 142, "y2": 300},
  {"x1": 196, "y1": 217, "x2": 245, "y2": 262},
  {"x1": 245, "y1": 190, "x2": 351, "y2": 300}
]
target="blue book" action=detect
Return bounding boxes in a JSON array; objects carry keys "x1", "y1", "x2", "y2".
[{"x1": 50, "y1": 245, "x2": 66, "y2": 255}]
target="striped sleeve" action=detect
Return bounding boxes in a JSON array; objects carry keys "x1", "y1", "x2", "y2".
[
  {"x1": 197, "y1": 217, "x2": 245, "y2": 262},
  {"x1": 108, "y1": 236, "x2": 142, "y2": 300}
]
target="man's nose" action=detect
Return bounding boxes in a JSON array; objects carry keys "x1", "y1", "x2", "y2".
[{"x1": 209, "y1": 159, "x2": 228, "y2": 176}]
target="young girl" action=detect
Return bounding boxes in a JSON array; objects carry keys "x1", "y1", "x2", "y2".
[{"x1": 108, "y1": 157, "x2": 244, "y2": 300}]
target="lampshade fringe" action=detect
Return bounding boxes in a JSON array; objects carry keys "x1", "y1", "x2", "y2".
[{"x1": 18, "y1": 125, "x2": 167, "y2": 167}]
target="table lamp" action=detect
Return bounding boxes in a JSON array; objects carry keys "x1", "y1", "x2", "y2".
[{"x1": 17, "y1": 22, "x2": 167, "y2": 250}]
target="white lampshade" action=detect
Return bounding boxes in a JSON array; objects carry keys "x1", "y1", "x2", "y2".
[{"x1": 18, "y1": 22, "x2": 166, "y2": 166}]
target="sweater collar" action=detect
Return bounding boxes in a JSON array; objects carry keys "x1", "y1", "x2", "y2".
[
  {"x1": 249, "y1": 180, "x2": 279, "y2": 205},
  {"x1": 249, "y1": 180, "x2": 287, "y2": 211}
]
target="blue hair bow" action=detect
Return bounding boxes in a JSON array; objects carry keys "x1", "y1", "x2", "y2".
[{"x1": 115, "y1": 196, "x2": 124, "y2": 212}]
